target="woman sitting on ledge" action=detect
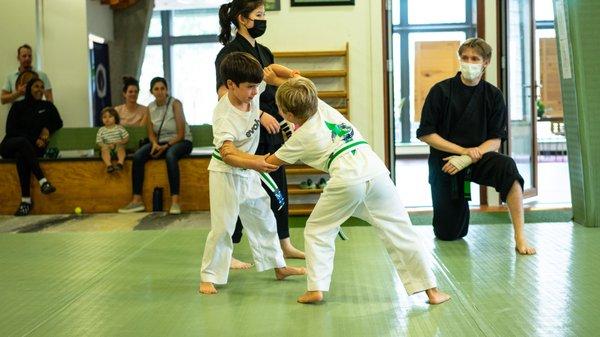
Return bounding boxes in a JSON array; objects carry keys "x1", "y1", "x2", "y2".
[
  {"x1": 0, "y1": 78, "x2": 63, "y2": 216},
  {"x1": 118, "y1": 77, "x2": 193, "y2": 215}
]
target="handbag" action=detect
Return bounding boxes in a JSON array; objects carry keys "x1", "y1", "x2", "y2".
[{"x1": 138, "y1": 97, "x2": 172, "y2": 148}]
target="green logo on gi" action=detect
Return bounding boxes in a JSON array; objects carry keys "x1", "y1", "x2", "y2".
[{"x1": 325, "y1": 121, "x2": 354, "y2": 143}]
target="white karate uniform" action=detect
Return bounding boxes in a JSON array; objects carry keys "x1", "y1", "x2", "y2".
[
  {"x1": 275, "y1": 100, "x2": 437, "y2": 294},
  {"x1": 201, "y1": 83, "x2": 286, "y2": 285}
]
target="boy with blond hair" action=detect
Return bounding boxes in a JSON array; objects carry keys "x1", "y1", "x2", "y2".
[
  {"x1": 265, "y1": 77, "x2": 450, "y2": 304},
  {"x1": 198, "y1": 52, "x2": 305, "y2": 294}
]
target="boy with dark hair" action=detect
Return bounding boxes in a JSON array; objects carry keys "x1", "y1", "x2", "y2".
[{"x1": 199, "y1": 52, "x2": 305, "y2": 295}]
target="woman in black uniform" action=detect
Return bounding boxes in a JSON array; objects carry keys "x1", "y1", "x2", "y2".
[{"x1": 216, "y1": 0, "x2": 304, "y2": 268}]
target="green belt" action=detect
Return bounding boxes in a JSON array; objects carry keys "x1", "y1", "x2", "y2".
[
  {"x1": 212, "y1": 149, "x2": 285, "y2": 210},
  {"x1": 326, "y1": 140, "x2": 368, "y2": 170}
]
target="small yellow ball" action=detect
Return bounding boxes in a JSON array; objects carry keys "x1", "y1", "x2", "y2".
[{"x1": 74, "y1": 207, "x2": 82, "y2": 215}]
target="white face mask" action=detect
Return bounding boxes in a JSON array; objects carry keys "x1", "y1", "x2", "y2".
[{"x1": 460, "y1": 62, "x2": 484, "y2": 81}]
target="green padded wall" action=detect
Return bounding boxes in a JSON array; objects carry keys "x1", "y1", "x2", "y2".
[{"x1": 554, "y1": 0, "x2": 600, "y2": 227}]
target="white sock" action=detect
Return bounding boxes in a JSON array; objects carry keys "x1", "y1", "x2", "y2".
[
  {"x1": 39, "y1": 178, "x2": 47, "y2": 186},
  {"x1": 22, "y1": 197, "x2": 32, "y2": 204}
]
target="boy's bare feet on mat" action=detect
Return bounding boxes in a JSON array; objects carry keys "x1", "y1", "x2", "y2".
[
  {"x1": 425, "y1": 288, "x2": 451, "y2": 304},
  {"x1": 297, "y1": 291, "x2": 324, "y2": 303},
  {"x1": 275, "y1": 266, "x2": 306, "y2": 280},
  {"x1": 198, "y1": 282, "x2": 218, "y2": 294},
  {"x1": 280, "y1": 238, "x2": 305, "y2": 259},
  {"x1": 230, "y1": 257, "x2": 253, "y2": 269}
]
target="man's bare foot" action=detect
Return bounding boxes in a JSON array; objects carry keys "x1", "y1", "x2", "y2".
[
  {"x1": 297, "y1": 291, "x2": 324, "y2": 303},
  {"x1": 515, "y1": 237, "x2": 536, "y2": 255},
  {"x1": 198, "y1": 282, "x2": 218, "y2": 294},
  {"x1": 230, "y1": 257, "x2": 253, "y2": 269},
  {"x1": 280, "y1": 238, "x2": 305, "y2": 259},
  {"x1": 274, "y1": 266, "x2": 306, "y2": 280},
  {"x1": 425, "y1": 288, "x2": 451, "y2": 305}
]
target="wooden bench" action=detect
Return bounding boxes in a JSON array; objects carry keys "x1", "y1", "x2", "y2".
[{"x1": 0, "y1": 125, "x2": 214, "y2": 215}]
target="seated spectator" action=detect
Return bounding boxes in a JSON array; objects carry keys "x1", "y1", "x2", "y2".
[
  {"x1": 1, "y1": 44, "x2": 52, "y2": 105},
  {"x1": 0, "y1": 78, "x2": 62, "y2": 215},
  {"x1": 118, "y1": 77, "x2": 193, "y2": 215},
  {"x1": 96, "y1": 107, "x2": 129, "y2": 173},
  {"x1": 115, "y1": 76, "x2": 148, "y2": 127}
]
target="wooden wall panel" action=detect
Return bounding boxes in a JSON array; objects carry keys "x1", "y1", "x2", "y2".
[
  {"x1": 539, "y1": 37, "x2": 563, "y2": 118},
  {"x1": 0, "y1": 158, "x2": 210, "y2": 215},
  {"x1": 414, "y1": 41, "x2": 460, "y2": 122}
]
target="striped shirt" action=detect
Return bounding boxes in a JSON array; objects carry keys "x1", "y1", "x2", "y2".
[{"x1": 96, "y1": 125, "x2": 129, "y2": 145}]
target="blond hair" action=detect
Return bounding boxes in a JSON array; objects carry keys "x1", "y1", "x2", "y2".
[
  {"x1": 275, "y1": 77, "x2": 318, "y2": 121},
  {"x1": 458, "y1": 38, "x2": 492, "y2": 61}
]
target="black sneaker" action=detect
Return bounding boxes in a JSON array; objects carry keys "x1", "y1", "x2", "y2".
[
  {"x1": 107, "y1": 165, "x2": 115, "y2": 173},
  {"x1": 114, "y1": 163, "x2": 123, "y2": 171},
  {"x1": 15, "y1": 202, "x2": 32, "y2": 216},
  {"x1": 40, "y1": 181, "x2": 56, "y2": 194}
]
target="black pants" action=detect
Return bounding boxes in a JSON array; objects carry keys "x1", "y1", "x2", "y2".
[
  {"x1": 0, "y1": 137, "x2": 45, "y2": 198},
  {"x1": 232, "y1": 131, "x2": 289, "y2": 243},
  {"x1": 429, "y1": 152, "x2": 524, "y2": 241},
  {"x1": 131, "y1": 140, "x2": 193, "y2": 196}
]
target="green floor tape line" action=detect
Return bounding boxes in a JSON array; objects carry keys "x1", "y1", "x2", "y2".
[{"x1": 289, "y1": 209, "x2": 573, "y2": 228}]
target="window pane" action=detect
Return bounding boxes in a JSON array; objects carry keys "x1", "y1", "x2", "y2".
[
  {"x1": 139, "y1": 45, "x2": 164, "y2": 106},
  {"x1": 535, "y1": 0, "x2": 555, "y2": 21},
  {"x1": 172, "y1": 9, "x2": 220, "y2": 37},
  {"x1": 171, "y1": 43, "x2": 222, "y2": 125},
  {"x1": 408, "y1": 0, "x2": 466, "y2": 24},
  {"x1": 148, "y1": 11, "x2": 162, "y2": 38}
]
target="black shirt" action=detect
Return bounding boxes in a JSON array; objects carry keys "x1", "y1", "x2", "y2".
[
  {"x1": 3, "y1": 98, "x2": 63, "y2": 145},
  {"x1": 215, "y1": 34, "x2": 279, "y2": 120},
  {"x1": 214, "y1": 34, "x2": 283, "y2": 148},
  {"x1": 417, "y1": 72, "x2": 507, "y2": 155}
]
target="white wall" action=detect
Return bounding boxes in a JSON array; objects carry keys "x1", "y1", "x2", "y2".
[
  {"x1": 0, "y1": 1, "x2": 37, "y2": 139},
  {"x1": 42, "y1": 0, "x2": 93, "y2": 128},
  {"x1": 261, "y1": 1, "x2": 386, "y2": 157}
]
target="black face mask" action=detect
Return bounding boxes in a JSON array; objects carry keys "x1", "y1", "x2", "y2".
[{"x1": 247, "y1": 19, "x2": 266, "y2": 38}]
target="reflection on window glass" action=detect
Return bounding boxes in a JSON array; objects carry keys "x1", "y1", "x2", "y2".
[
  {"x1": 139, "y1": 45, "x2": 164, "y2": 106},
  {"x1": 172, "y1": 9, "x2": 220, "y2": 37},
  {"x1": 408, "y1": 31, "x2": 465, "y2": 142},
  {"x1": 535, "y1": 0, "x2": 555, "y2": 21},
  {"x1": 408, "y1": 0, "x2": 466, "y2": 24},
  {"x1": 148, "y1": 12, "x2": 162, "y2": 38},
  {"x1": 171, "y1": 43, "x2": 222, "y2": 125}
]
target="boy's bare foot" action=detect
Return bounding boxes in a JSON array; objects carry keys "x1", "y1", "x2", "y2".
[
  {"x1": 198, "y1": 282, "x2": 218, "y2": 294},
  {"x1": 425, "y1": 288, "x2": 451, "y2": 305},
  {"x1": 274, "y1": 266, "x2": 306, "y2": 280},
  {"x1": 297, "y1": 291, "x2": 324, "y2": 303},
  {"x1": 230, "y1": 257, "x2": 253, "y2": 269},
  {"x1": 280, "y1": 238, "x2": 305, "y2": 259},
  {"x1": 515, "y1": 237, "x2": 536, "y2": 255}
]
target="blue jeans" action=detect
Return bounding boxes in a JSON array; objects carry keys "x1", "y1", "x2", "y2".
[{"x1": 131, "y1": 140, "x2": 193, "y2": 196}]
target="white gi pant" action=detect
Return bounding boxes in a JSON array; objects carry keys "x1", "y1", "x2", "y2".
[
  {"x1": 305, "y1": 173, "x2": 437, "y2": 294},
  {"x1": 201, "y1": 170, "x2": 286, "y2": 284}
]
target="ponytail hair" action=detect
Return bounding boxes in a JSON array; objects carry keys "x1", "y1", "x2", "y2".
[{"x1": 218, "y1": 0, "x2": 265, "y2": 45}]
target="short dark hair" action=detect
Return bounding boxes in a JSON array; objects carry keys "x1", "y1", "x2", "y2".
[
  {"x1": 122, "y1": 76, "x2": 140, "y2": 93},
  {"x1": 220, "y1": 52, "x2": 263, "y2": 87},
  {"x1": 150, "y1": 77, "x2": 168, "y2": 92},
  {"x1": 17, "y1": 44, "x2": 32, "y2": 56},
  {"x1": 101, "y1": 106, "x2": 120, "y2": 125}
]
